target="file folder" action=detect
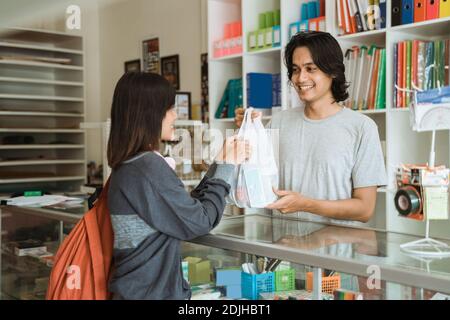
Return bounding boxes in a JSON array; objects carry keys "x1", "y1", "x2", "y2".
[
  {"x1": 440, "y1": 0, "x2": 450, "y2": 17},
  {"x1": 426, "y1": 0, "x2": 439, "y2": 19},
  {"x1": 414, "y1": 0, "x2": 427, "y2": 22},
  {"x1": 392, "y1": 0, "x2": 403, "y2": 26},
  {"x1": 402, "y1": 0, "x2": 414, "y2": 24}
]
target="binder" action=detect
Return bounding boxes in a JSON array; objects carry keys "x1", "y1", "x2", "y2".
[
  {"x1": 364, "y1": 45, "x2": 377, "y2": 109},
  {"x1": 405, "y1": 40, "x2": 412, "y2": 107},
  {"x1": 393, "y1": 44, "x2": 398, "y2": 108},
  {"x1": 402, "y1": 0, "x2": 414, "y2": 24},
  {"x1": 425, "y1": 42, "x2": 434, "y2": 90},
  {"x1": 440, "y1": 0, "x2": 450, "y2": 17},
  {"x1": 426, "y1": 0, "x2": 439, "y2": 19},
  {"x1": 307, "y1": 1, "x2": 318, "y2": 19},
  {"x1": 414, "y1": 0, "x2": 427, "y2": 22},
  {"x1": 380, "y1": 0, "x2": 387, "y2": 28},
  {"x1": 341, "y1": 0, "x2": 351, "y2": 33},
  {"x1": 445, "y1": 39, "x2": 449, "y2": 86},
  {"x1": 375, "y1": 49, "x2": 386, "y2": 109},
  {"x1": 346, "y1": 0, "x2": 357, "y2": 33},
  {"x1": 402, "y1": 41, "x2": 407, "y2": 107},
  {"x1": 301, "y1": 3, "x2": 309, "y2": 20},
  {"x1": 355, "y1": 0, "x2": 368, "y2": 31},
  {"x1": 352, "y1": 0, "x2": 365, "y2": 32},
  {"x1": 417, "y1": 41, "x2": 427, "y2": 90},
  {"x1": 320, "y1": 0, "x2": 326, "y2": 16},
  {"x1": 412, "y1": 40, "x2": 419, "y2": 88},
  {"x1": 392, "y1": 0, "x2": 403, "y2": 26},
  {"x1": 354, "y1": 46, "x2": 368, "y2": 110},
  {"x1": 373, "y1": 0, "x2": 381, "y2": 29},
  {"x1": 368, "y1": 48, "x2": 380, "y2": 109},
  {"x1": 397, "y1": 42, "x2": 404, "y2": 107}
]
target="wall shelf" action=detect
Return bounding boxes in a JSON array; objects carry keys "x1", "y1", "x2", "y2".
[
  {"x1": 207, "y1": 0, "x2": 450, "y2": 238},
  {"x1": 0, "y1": 28, "x2": 86, "y2": 194}
]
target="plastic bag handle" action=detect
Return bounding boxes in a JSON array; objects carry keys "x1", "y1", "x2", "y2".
[{"x1": 238, "y1": 107, "x2": 254, "y2": 139}]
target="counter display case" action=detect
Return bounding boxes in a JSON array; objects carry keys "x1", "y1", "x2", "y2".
[{"x1": 1, "y1": 204, "x2": 450, "y2": 300}]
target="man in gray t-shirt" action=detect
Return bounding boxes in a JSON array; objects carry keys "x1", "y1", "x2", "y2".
[{"x1": 236, "y1": 31, "x2": 387, "y2": 226}]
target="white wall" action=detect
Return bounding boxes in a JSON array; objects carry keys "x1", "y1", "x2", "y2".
[{"x1": 98, "y1": 0, "x2": 208, "y2": 121}]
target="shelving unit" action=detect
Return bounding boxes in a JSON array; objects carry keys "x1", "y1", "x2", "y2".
[
  {"x1": 208, "y1": 0, "x2": 450, "y2": 238},
  {"x1": 0, "y1": 28, "x2": 86, "y2": 194}
]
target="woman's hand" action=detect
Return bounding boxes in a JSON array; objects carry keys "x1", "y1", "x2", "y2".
[
  {"x1": 234, "y1": 107, "x2": 262, "y2": 128},
  {"x1": 215, "y1": 135, "x2": 251, "y2": 165}
]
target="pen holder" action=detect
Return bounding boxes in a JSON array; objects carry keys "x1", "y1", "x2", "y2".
[
  {"x1": 241, "y1": 272, "x2": 275, "y2": 300},
  {"x1": 306, "y1": 272, "x2": 341, "y2": 294},
  {"x1": 275, "y1": 268, "x2": 296, "y2": 291}
]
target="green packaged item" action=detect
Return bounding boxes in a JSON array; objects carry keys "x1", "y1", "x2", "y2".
[
  {"x1": 259, "y1": 13, "x2": 266, "y2": 29},
  {"x1": 265, "y1": 11, "x2": 274, "y2": 28},
  {"x1": 274, "y1": 9, "x2": 281, "y2": 26}
]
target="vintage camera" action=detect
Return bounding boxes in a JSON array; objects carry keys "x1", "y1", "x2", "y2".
[{"x1": 394, "y1": 167, "x2": 424, "y2": 220}]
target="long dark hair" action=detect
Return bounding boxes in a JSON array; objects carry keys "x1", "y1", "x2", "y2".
[
  {"x1": 107, "y1": 72, "x2": 175, "y2": 170},
  {"x1": 284, "y1": 31, "x2": 349, "y2": 103}
]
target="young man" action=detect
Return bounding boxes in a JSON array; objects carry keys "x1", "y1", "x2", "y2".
[{"x1": 235, "y1": 31, "x2": 387, "y2": 226}]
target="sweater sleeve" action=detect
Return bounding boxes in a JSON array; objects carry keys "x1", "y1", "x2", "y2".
[{"x1": 124, "y1": 158, "x2": 234, "y2": 241}]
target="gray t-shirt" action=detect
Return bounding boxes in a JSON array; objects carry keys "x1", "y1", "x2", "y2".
[{"x1": 267, "y1": 106, "x2": 387, "y2": 226}]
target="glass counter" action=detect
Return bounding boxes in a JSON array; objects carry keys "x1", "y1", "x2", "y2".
[{"x1": 1, "y1": 204, "x2": 450, "y2": 300}]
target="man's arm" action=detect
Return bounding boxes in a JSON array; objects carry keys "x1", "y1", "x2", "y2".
[{"x1": 266, "y1": 186, "x2": 378, "y2": 223}]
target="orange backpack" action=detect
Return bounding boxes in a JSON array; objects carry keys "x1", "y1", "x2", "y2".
[{"x1": 46, "y1": 180, "x2": 114, "y2": 300}]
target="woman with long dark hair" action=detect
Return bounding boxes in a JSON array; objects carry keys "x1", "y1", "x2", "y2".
[{"x1": 107, "y1": 72, "x2": 249, "y2": 299}]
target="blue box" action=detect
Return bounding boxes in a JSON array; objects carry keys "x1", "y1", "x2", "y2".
[
  {"x1": 216, "y1": 269, "x2": 241, "y2": 286},
  {"x1": 289, "y1": 21, "x2": 300, "y2": 39},
  {"x1": 247, "y1": 73, "x2": 273, "y2": 109},
  {"x1": 226, "y1": 285, "x2": 242, "y2": 299},
  {"x1": 272, "y1": 25, "x2": 281, "y2": 47},
  {"x1": 242, "y1": 272, "x2": 275, "y2": 300}
]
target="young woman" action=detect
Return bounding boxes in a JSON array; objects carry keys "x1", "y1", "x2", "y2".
[{"x1": 107, "y1": 72, "x2": 249, "y2": 300}]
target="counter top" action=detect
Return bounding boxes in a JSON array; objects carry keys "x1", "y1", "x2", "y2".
[{"x1": 2, "y1": 204, "x2": 450, "y2": 294}]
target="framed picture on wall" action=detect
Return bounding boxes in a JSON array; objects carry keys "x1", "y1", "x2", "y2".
[
  {"x1": 124, "y1": 59, "x2": 141, "y2": 73},
  {"x1": 161, "y1": 55, "x2": 180, "y2": 90},
  {"x1": 142, "y1": 37, "x2": 160, "y2": 74},
  {"x1": 175, "y1": 92, "x2": 191, "y2": 120}
]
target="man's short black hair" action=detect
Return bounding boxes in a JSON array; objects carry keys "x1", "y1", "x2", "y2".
[{"x1": 284, "y1": 31, "x2": 349, "y2": 103}]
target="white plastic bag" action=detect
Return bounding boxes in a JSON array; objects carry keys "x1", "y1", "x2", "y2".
[{"x1": 227, "y1": 108, "x2": 279, "y2": 208}]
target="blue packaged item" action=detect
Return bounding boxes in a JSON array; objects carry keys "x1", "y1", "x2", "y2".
[
  {"x1": 307, "y1": 1, "x2": 318, "y2": 19},
  {"x1": 301, "y1": 3, "x2": 309, "y2": 20},
  {"x1": 247, "y1": 73, "x2": 273, "y2": 108},
  {"x1": 401, "y1": 0, "x2": 414, "y2": 25},
  {"x1": 416, "y1": 86, "x2": 450, "y2": 104}
]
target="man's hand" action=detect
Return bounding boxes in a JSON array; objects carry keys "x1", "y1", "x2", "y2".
[
  {"x1": 234, "y1": 107, "x2": 262, "y2": 128},
  {"x1": 266, "y1": 189, "x2": 309, "y2": 214}
]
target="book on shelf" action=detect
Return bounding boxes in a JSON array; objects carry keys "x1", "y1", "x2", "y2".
[
  {"x1": 344, "y1": 44, "x2": 386, "y2": 111},
  {"x1": 215, "y1": 78, "x2": 243, "y2": 119},
  {"x1": 336, "y1": 0, "x2": 386, "y2": 35},
  {"x1": 394, "y1": 38, "x2": 449, "y2": 108}
]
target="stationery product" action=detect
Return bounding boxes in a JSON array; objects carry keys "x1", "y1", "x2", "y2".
[
  {"x1": 414, "y1": 0, "x2": 427, "y2": 22},
  {"x1": 426, "y1": 0, "x2": 439, "y2": 19},
  {"x1": 440, "y1": 0, "x2": 450, "y2": 17},
  {"x1": 392, "y1": 0, "x2": 403, "y2": 26},
  {"x1": 401, "y1": 0, "x2": 414, "y2": 24}
]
